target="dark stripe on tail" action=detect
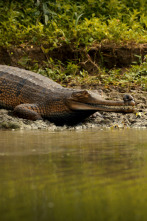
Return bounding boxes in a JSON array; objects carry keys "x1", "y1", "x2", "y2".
[{"x1": 16, "y1": 78, "x2": 27, "y2": 96}]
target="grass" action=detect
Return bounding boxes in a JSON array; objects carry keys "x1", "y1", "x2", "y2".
[{"x1": 27, "y1": 57, "x2": 147, "y2": 91}]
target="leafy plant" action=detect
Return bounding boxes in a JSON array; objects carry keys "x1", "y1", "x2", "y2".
[{"x1": 0, "y1": 0, "x2": 146, "y2": 89}]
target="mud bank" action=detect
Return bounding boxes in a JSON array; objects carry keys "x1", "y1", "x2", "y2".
[
  {"x1": 1, "y1": 43, "x2": 147, "y2": 69},
  {"x1": 0, "y1": 90, "x2": 146, "y2": 131}
]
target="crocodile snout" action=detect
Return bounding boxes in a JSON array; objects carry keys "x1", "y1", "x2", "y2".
[{"x1": 123, "y1": 94, "x2": 135, "y2": 106}]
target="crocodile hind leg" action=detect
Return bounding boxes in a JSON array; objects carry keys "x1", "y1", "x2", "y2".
[{"x1": 14, "y1": 104, "x2": 43, "y2": 120}]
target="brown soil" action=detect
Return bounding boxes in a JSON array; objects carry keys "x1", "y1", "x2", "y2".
[{"x1": 0, "y1": 42, "x2": 147, "y2": 70}]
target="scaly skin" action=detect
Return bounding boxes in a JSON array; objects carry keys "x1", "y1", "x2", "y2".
[{"x1": 0, "y1": 65, "x2": 135, "y2": 126}]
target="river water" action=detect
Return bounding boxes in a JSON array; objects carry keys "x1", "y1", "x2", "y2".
[{"x1": 0, "y1": 129, "x2": 147, "y2": 221}]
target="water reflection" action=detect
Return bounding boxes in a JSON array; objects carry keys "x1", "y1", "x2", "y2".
[{"x1": 0, "y1": 129, "x2": 147, "y2": 221}]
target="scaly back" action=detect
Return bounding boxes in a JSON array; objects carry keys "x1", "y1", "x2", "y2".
[{"x1": 0, "y1": 65, "x2": 62, "y2": 90}]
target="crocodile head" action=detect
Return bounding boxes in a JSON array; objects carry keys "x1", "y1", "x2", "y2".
[{"x1": 67, "y1": 90, "x2": 135, "y2": 113}]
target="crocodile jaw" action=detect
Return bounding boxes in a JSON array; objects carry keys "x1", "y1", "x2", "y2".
[
  {"x1": 68, "y1": 101, "x2": 135, "y2": 112},
  {"x1": 67, "y1": 90, "x2": 135, "y2": 113}
]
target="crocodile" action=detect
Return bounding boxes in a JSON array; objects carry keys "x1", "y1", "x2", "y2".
[{"x1": 0, "y1": 65, "x2": 135, "y2": 126}]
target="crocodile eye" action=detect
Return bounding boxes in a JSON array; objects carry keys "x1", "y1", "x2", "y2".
[{"x1": 71, "y1": 90, "x2": 90, "y2": 99}]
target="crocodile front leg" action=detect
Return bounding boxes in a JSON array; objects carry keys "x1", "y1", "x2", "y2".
[{"x1": 14, "y1": 104, "x2": 43, "y2": 120}]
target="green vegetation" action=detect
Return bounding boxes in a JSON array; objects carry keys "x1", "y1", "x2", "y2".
[
  {"x1": 0, "y1": 0, "x2": 147, "y2": 46},
  {"x1": 0, "y1": 0, "x2": 147, "y2": 89}
]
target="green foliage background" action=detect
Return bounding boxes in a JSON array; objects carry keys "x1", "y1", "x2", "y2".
[
  {"x1": 0, "y1": 0, "x2": 147, "y2": 46},
  {"x1": 0, "y1": 0, "x2": 147, "y2": 89}
]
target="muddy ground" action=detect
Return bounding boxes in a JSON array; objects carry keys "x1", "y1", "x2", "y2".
[
  {"x1": 0, "y1": 89, "x2": 146, "y2": 131},
  {"x1": 1, "y1": 43, "x2": 147, "y2": 69}
]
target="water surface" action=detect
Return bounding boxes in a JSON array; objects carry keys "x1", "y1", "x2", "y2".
[{"x1": 0, "y1": 129, "x2": 147, "y2": 221}]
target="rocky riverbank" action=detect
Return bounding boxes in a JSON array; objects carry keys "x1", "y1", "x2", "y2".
[{"x1": 0, "y1": 89, "x2": 146, "y2": 131}]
